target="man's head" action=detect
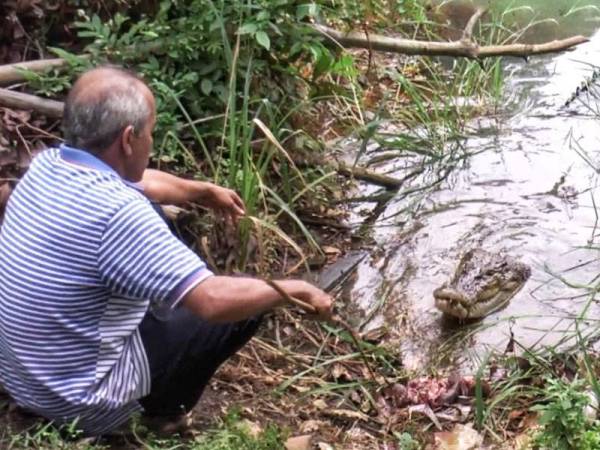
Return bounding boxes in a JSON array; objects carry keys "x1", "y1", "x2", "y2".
[{"x1": 63, "y1": 66, "x2": 156, "y2": 182}]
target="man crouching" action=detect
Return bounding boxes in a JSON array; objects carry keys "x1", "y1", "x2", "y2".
[{"x1": 0, "y1": 66, "x2": 332, "y2": 436}]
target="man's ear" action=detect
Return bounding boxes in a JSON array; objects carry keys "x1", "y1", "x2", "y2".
[{"x1": 121, "y1": 125, "x2": 135, "y2": 157}]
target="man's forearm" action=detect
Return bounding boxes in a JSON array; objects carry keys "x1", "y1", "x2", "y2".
[
  {"x1": 140, "y1": 169, "x2": 211, "y2": 205},
  {"x1": 181, "y1": 276, "x2": 307, "y2": 322}
]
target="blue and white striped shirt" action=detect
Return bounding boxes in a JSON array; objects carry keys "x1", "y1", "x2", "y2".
[{"x1": 0, "y1": 145, "x2": 213, "y2": 434}]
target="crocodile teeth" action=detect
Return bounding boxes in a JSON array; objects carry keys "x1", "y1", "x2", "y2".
[{"x1": 433, "y1": 287, "x2": 465, "y2": 302}]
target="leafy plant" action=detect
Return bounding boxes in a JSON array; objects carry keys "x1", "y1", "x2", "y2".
[
  {"x1": 532, "y1": 378, "x2": 600, "y2": 450},
  {"x1": 395, "y1": 431, "x2": 421, "y2": 450},
  {"x1": 190, "y1": 409, "x2": 286, "y2": 450}
]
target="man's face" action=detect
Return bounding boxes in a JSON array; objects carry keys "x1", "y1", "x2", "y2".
[{"x1": 124, "y1": 91, "x2": 156, "y2": 182}]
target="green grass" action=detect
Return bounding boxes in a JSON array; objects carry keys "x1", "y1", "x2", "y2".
[{"x1": 0, "y1": 410, "x2": 286, "y2": 450}]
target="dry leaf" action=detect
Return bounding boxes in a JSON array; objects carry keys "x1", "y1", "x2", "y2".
[
  {"x1": 434, "y1": 424, "x2": 483, "y2": 450},
  {"x1": 331, "y1": 363, "x2": 353, "y2": 381},
  {"x1": 409, "y1": 404, "x2": 442, "y2": 430},
  {"x1": 312, "y1": 399, "x2": 328, "y2": 410},
  {"x1": 299, "y1": 419, "x2": 324, "y2": 433},
  {"x1": 325, "y1": 408, "x2": 370, "y2": 422},
  {"x1": 285, "y1": 435, "x2": 312, "y2": 450},
  {"x1": 322, "y1": 246, "x2": 341, "y2": 255},
  {"x1": 317, "y1": 443, "x2": 334, "y2": 450},
  {"x1": 512, "y1": 432, "x2": 532, "y2": 450},
  {"x1": 238, "y1": 419, "x2": 262, "y2": 438}
]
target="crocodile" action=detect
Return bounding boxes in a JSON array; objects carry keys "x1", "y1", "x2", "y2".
[{"x1": 433, "y1": 249, "x2": 531, "y2": 320}]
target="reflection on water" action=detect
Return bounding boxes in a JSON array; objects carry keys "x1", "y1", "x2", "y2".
[
  {"x1": 434, "y1": 0, "x2": 600, "y2": 41},
  {"x1": 345, "y1": 15, "x2": 600, "y2": 371}
]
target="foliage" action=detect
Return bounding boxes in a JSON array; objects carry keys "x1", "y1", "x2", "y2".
[
  {"x1": 0, "y1": 421, "x2": 96, "y2": 450},
  {"x1": 189, "y1": 410, "x2": 286, "y2": 450},
  {"x1": 43, "y1": 0, "x2": 350, "y2": 271},
  {"x1": 0, "y1": 411, "x2": 285, "y2": 449},
  {"x1": 532, "y1": 378, "x2": 600, "y2": 450},
  {"x1": 395, "y1": 431, "x2": 421, "y2": 450},
  {"x1": 70, "y1": 1, "x2": 342, "y2": 157}
]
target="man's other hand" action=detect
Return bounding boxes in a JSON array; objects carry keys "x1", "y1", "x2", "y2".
[
  {"x1": 200, "y1": 183, "x2": 246, "y2": 222},
  {"x1": 141, "y1": 170, "x2": 246, "y2": 221}
]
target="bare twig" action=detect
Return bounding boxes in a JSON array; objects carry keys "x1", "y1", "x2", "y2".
[
  {"x1": 462, "y1": 7, "x2": 486, "y2": 42},
  {"x1": 335, "y1": 162, "x2": 405, "y2": 189}
]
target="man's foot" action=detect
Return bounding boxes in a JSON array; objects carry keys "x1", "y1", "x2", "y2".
[
  {"x1": 140, "y1": 412, "x2": 194, "y2": 436},
  {"x1": 103, "y1": 412, "x2": 193, "y2": 440}
]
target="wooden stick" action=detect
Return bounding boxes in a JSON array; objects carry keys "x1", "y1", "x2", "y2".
[
  {"x1": 335, "y1": 162, "x2": 405, "y2": 189},
  {"x1": 0, "y1": 59, "x2": 68, "y2": 85},
  {"x1": 0, "y1": 88, "x2": 63, "y2": 117},
  {"x1": 264, "y1": 279, "x2": 317, "y2": 314},
  {"x1": 314, "y1": 24, "x2": 588, "y2": 59},
  {"x1": 477, "y1": 37, "x2": 590, "y2": 57}
]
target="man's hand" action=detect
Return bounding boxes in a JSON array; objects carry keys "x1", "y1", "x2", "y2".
[
  {"x1": 286, "y1": 280, "x2": 334, "y2": 321},
  {"x1": 140, "y1": 170, "x2": 245, "y2": 222},
  {"x1": 183, "y1": 276, "x2": 333, "y2": 323},
  {"x1": 199, "y1": 183, "x2": 246, "y2": 222}
]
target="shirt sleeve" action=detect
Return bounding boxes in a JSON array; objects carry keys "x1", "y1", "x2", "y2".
[{"x1": 98, "y1": 199, "x2": 213, "y2": 310}]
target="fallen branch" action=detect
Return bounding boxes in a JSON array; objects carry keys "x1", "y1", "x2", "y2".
[
  {"x1": 313, "y1": 7, "x2": 588, "y2": 59},
  {"x1": 0, "y1": 88, "x2": 63, "y2": 117},
  {"x1": 0, "y1": 59, "x2": 68, "y2": 86},
  {"x1": 335, "y1": 162, "x2": 404, "y2": 189}
]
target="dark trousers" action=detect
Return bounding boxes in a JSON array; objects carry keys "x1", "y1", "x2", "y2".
[
  {"x1": 139, "y1": 202, "x2": 262, "y2": 416},
  {"x1": 138, "y1": 307, "x2": 261, "y2": 416}
]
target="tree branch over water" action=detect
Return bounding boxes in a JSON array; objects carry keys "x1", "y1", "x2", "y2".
[{"x1": 314, "y1": 7, "x2": 588, "y2": 59}]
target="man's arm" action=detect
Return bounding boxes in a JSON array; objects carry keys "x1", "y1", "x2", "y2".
[
  {"x1": 181, "y1": 276, "x2": 333, "y2": 323},
  {"x1": 140, "y1": 169, "x2": 245, "y2": 219}
]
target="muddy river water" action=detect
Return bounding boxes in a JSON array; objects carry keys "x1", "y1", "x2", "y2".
[{"x1": 341, "y1": 3, "x2": 600, "y2": 371}]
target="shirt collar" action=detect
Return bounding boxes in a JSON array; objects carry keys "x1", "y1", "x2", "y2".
[
  {"x1": 59, "y1": 144, "x2": 119, "y2": 175},
  {"x1": 59, "y1": 144, "x2": 144, "y2": 192}
]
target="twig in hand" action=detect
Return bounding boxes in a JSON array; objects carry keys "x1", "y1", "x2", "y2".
[
  {"x1": 265, "y1": 279, "x2": 317, "y2": 313},
  {"x1": 264, "y1": 279, "x2": 391, "y2": 388}
]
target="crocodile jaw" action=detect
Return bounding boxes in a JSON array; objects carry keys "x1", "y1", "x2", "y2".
[{"x1": 433, "y1": 285, "x2": 520, "y2": 320}]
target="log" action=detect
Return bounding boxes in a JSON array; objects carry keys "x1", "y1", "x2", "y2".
[
  {"x1": 0, "y1": 59, "x2": 68, "y2": 85},
  {"x1": 0, "y1": 88, "x2": 63, "y2": 117},
  {"x1": 314, "y1": 24, "x2": 589, "y2": 59}
]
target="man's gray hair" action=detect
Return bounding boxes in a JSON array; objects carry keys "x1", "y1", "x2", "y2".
[{"x1": 63, "y1": 71, "x2": 151, "y2": 154}]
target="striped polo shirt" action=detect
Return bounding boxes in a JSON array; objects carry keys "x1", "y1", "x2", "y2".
[{"x1": 0, "y1": 145, "x2": 213, "y2": 435}]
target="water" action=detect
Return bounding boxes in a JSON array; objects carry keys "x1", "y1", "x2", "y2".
[
  {"x1": 435, "y1": 0, "x2": 600, "y2": 41},
  {"x1": 341, "y1": 4, "x2": 600, "y2": 371}
]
